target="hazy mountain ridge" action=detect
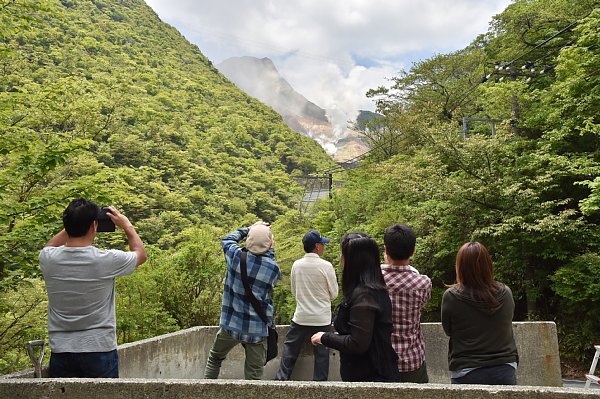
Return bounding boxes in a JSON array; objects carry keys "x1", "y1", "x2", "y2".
[
  {"x1": 217, "y1": 56, "x2": 368, "y2": 161},
  {"x1": 218, "y1": 57, "x2": 328, "y2": 123}
]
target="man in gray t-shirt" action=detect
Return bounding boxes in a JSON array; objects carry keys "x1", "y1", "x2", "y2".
[{"x1": 39, "y1": 198, "x2": 147, "y2": 378}]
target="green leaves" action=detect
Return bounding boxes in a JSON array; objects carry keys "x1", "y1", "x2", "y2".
[
  {"x1": 0, "y1": 278, "x2": 48, "y2": 374},
  {"x1": 301, "y1": 0, "x2": 600, "y2": 364},
  {"x1": 578, "y1": 177, "x2": 600, "y2": 215},
  {"x1": 552, "y1": 253, "x2": 600, "y2": 303},
  {"x1": 0, "y1": 0, "x2": 336, "y2": 369}
]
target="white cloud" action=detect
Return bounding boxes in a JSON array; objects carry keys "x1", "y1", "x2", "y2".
[{"x1": 145, "y1": 0, "x2": 511, "y2": 120}]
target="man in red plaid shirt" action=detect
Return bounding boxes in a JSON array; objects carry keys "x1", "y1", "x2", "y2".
[{"x1": 381, "y1": 224, "x2": 431, "y2": 383}]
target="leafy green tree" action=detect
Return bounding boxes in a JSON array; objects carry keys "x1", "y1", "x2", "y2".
[
  {"x1": 115, "y1": 252, "x2": 179, "y2": 343},
  {"x1": 307, "y1": 0, "x2": 600, "y2": 366},
  {"x1": 551, "y1": 254, "x2": 600, "y2": 360},
  {"x1": 580, "y1": 177, "x2": 600, "y2": 215},
  {"x1": 0, "y1": 0, "x2": 334, "y2": 370},
  {"x1": 0, "y1": 279, "x2": 48, "y2": 374},
  {"x1": 368, "y1": 45, "x2": 488, "y2": 124}
]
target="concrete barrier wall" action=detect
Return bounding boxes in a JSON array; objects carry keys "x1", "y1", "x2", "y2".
[
  {"x1": 2, "y1": 379, "x2": 599, "y2": 399},
  {"x1": 424, "y1": 322, "x2": 563, "y2": 386},
  {"x1": 115, "y1": 322, "x2": 562, "y2": 386},
  {"x1": 3, "y1": 322, "x2": 562, "y2": 387}
]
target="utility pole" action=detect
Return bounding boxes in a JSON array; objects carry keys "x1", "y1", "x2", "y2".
[
  {"x1": 462, "y1": 117, "x2": 502, "y2": 139},
  {"x1": 508, "y1": 66, "x2": 521, "y2": 136},
  {"x1": 486, "y1": 63, "x2": 540, "y2": 137}
]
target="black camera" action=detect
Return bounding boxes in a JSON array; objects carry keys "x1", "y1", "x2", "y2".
[{"x1": 97, "y1": 207, "x2": 116, "y2": 232}]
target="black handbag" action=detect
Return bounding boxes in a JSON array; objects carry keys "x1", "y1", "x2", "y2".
[{"x1": 240, "y1": 250, "x2": 278, "y2": 364}]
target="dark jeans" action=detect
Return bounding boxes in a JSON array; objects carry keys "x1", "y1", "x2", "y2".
[
  {"x1": 400, "y1": 360, "x2": 429, "y2": 383},
  {"x1": 275, "y1": 322, "x2": 331, "y2": 381},
  {"x1": 49, "y1": 350, "x2": 119, "y2": 378},
  {"x1": 451, "y1": 364, "x2": 516, "y2": 385}
]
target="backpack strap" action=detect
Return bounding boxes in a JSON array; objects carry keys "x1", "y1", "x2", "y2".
[{"x1": 239, "y1": 250, "x2": 269, "y2": 325}]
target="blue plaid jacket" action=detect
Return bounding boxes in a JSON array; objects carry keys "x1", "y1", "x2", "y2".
[{"x1": 219, "y1": 227, "x2": 280, "y2": 341}]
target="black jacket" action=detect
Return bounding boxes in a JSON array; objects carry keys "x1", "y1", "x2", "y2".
[
  {"x1": 441, "y1": 283, "x2": 519, "y2": 371},
  {"x1": 321, "y1": 286, "x2": 400, "y2": 382}
]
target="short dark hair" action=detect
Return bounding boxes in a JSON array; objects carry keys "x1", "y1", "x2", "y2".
[
  {"x1": 340, "y1": 232, "x2": 386, "y2": 298},
  {"x1": 62, "y1": 198, "x2": 100, "y2": 237},
  {"x1": 304, "y1": 241, "x2": 316, "y2": 253},
  {"x1": 384, "y1": 223, "x2": 416, "y2": 261}
]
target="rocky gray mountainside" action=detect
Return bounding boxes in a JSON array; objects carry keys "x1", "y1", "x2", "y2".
[{"x1": 217, "y1": 56, "x2": 367, "y2": 161}]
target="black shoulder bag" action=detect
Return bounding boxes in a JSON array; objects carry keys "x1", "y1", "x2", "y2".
[{"x1": 240, "y1": 250, "x2": 278, "y2": 364}]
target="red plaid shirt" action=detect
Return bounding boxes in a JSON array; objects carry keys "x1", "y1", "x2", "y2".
[{"x1": 382, "y1": 264, "x2": 431, "y2": 372}]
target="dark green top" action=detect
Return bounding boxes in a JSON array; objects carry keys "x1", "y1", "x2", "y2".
[{"x1": 441, "y1": 284, "x2": 519, "y2": 371}]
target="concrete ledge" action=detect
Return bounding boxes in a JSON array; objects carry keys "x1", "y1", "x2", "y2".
[
  {"x1": 115, "y1": 322, "x2": 561, "y2": 386},
  {"x1": 1, "y1": 379, "x2": 599, "y2": 399},
  {"x1": 3, "y1": 322, "x2": 562, "y2": 387}
]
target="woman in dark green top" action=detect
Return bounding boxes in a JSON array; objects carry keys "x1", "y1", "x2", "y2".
[
  {"x1": 311, "y1": 232, "x2": 400, "y2": 382},
  {"x1": 441, "y1": 241, "x2": 518, "y2": 385}
]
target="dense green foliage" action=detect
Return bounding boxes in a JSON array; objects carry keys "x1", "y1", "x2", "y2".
[
  {"x1": 310, "y1": 0, "x2": 599, "y2": 365},
  {"x1": 0, "y1": 0, "x2": 333, "y2": 373}
]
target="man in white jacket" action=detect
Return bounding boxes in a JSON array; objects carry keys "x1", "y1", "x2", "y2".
[{"x1": 274, "y1": 230, "x2": 338, "y2": 381}]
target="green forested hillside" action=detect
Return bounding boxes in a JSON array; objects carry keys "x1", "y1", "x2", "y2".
[
  {"x1": 0, "y1": 0, "x2": 333, "y2": 372},
  {"x1": 306, "y1": 0, "x2": 599, "y2": 366}
]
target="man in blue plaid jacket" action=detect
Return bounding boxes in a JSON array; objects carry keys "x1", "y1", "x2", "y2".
[{"x1": 204, "y1": 221, "x2": 280, "y2": 380}]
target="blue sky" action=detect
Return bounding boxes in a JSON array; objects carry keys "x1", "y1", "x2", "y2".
[{"x1": 144, "y1": 0, "x2": 512, "y2": 125}]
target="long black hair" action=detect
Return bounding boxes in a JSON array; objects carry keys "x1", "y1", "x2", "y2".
[{"x1": 340, "y1": 232, "x2": 387, "y2": 298}]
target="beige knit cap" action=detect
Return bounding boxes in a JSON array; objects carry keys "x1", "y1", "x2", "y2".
[{"x1": 246, "y1": 224, "x2": 273, "y2": 255}]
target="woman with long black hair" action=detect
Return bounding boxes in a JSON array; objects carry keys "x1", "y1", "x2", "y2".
[
  {"x1": 311, "y1": 232, "x2": 400, "y2": 382},
  {"x1": 441, "y1": 241, "x2": 519, "y2": 385}
]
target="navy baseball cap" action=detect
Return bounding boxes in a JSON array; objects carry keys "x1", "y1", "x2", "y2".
[{"x1": 302, "y1": 230, "x2": 330, "y2": 248}]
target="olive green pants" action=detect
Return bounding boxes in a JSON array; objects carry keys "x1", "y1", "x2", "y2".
[{"x1": 204, "y1": 328, "x2": 267, "y2": 380}]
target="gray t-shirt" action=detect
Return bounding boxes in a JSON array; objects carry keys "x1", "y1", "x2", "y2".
[{"x1": 39, "y1": 245, "x2": 137, "y2": 353}]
